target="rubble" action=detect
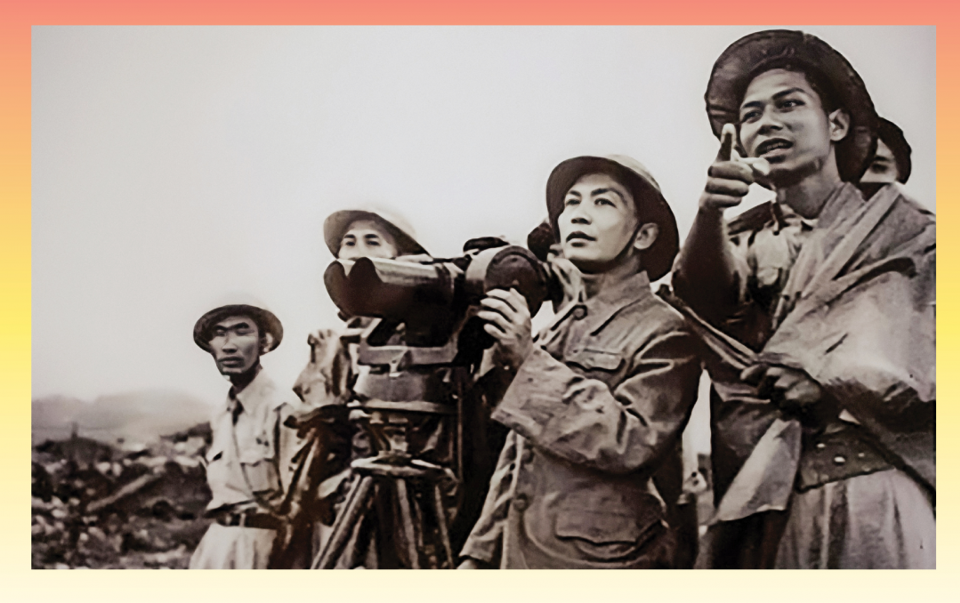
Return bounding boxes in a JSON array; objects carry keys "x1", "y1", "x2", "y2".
[
  {"x1": 32, "y1": 424, "x2": 213, "y2": 569},
  {"x1": 33, "y1": 421, "x2": 719, "y2": 569}
]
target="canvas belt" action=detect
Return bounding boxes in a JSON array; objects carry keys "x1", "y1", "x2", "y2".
[
  {"x1": 216, "y1": 511, "x2": 282, "y2": 530},
  {"x1": 795, "y1": 423, "x2": 893, "y2": 492}
]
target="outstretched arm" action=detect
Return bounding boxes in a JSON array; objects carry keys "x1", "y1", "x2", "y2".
[{"x1": 673, "y1": 124, "x2": 766, "y2": 323}]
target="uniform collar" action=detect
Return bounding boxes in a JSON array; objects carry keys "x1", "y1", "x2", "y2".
[
  {"x1": 224, "y1": 367, "x2": 276, "y2": 416},
  {"x1": 775, "y1": 202, "x2": 818, "y2": 232},
  {"x1": 549, "y1": 271, "x2": 652, "y2": 337}
]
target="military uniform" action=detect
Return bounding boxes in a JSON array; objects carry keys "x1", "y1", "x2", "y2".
[
  {"x1": 461, "y1": 272, "x2": 701, "y2": 568},
  {"x1": 677, "y1": 185, "x2": 936, "y2": 569},
  {"x1": 189, "y1": 369, "x2": 297, "y2": 569}
]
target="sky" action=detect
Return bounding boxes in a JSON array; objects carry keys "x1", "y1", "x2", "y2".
[{"x1": 32, "y1": 26, "x2": 936, "y2": 411}]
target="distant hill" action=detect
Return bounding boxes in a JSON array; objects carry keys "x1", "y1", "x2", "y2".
[{"x1": 32, "y1": 389, "x2": 214, "y2": 446}]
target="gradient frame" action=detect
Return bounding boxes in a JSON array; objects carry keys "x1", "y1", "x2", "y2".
[{"x1": 4, "y1": 2, "x2": 955, "y2": 602}]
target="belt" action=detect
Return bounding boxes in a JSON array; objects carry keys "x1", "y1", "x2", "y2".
[
  {"x1": 795, "y1": 424, "x2": 893, "y2": 492},
  {"x1": 215, "y1": 511, "x2": 282, "y2": 530}
]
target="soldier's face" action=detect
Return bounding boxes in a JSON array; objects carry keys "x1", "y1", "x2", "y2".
[
  {"x1": 860, "y1": 139, "x2": 900, "y2": 184},
  {"x1": 738, "y1": 69, "x2": 848, "y2": 184},
  {"x1": 338, "y1": 220, "x2": 399, "y2": 260},
  {"x1": 557, "y1": 173, "x2": 639, "y2": 272},
  {"x1": 208, "y1": 315, "x2": 261, "y2": 376}
]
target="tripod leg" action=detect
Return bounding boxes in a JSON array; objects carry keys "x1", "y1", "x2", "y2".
[
  {"x1": 312, "y1": 474, "x2": 362, "y2": 568},
  {"x1": 431, "y1": 483, "x2": 454, "y2": 568},
  {"x1": 393, "y1": 478, "x2": 421, "y2": 569},
  {"x1": 324, "y1": 473, "x2": 364, "y2": 544},
  {"x1": 313, "y1": 474, "x2": 374, "y2": 569},
  {"x1": 337, "y1": 492, "x2": 375, "y2": 569}
]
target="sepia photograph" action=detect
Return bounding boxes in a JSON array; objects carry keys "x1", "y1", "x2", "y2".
[{"x1": 31, "y1": 25, "x2": 935, "y2": 572}]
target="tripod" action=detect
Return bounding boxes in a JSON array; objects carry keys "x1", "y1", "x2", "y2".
[{"x1": 311, "y1": 401, "x2": 462, "y2": 569}]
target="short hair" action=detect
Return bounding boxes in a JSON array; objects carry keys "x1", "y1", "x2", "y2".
[{"x1": 739, "y1": 58, "x2": 841, "y2": 116}]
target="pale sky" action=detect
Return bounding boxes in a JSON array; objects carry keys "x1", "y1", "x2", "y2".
[{"x1": 32, "y1": 26, "x2": 935, "y2": 408}]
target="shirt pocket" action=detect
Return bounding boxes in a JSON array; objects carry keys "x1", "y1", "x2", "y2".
[
  {"x1": 565, "y1": 347, "x2": 624, "y2": 373},
  {"x1": 238, "y1": 446, "x2": 281, "y2": 495},
  {"x1": 554, "y1": 493, "x2": 665, "y2": 561},
  {"x1": 556, "y1": 509, "x2": 643, "y2": 544}
]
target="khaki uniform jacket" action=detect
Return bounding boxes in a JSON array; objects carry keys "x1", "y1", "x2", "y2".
[
  {"x1": 461, "y1": 272, "x2": 701, "y2": 568},
  {"x1": 190, "y1": 368, "x2": 297, "y2": 569},
  {"x1": 204, "y1": 368, "x2": 296, "y2": 514}
]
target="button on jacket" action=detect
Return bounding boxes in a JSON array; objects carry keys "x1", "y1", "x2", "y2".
[{"x1": 461, "y1": 271, "x2": 701, "y2": 568}]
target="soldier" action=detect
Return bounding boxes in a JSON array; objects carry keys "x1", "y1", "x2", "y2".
[
  {"x1": 189, "y1": 299, "x2": 296, "y2": 569},
  {"x1": 859, "y1": 117, "x2": 913, "y2": 194},
  {"x1": 292, "y1": 208, "x2": 427, "y2": 438},
  {"x1": 286, "y1": 208, "x2": 512, "y2": 569},
  {"x1": 275, "y1": 208, "x2": 427, "y2": 568},
  {"x1": 325, "y1": 208, "x2": 427, "y2": 263},
  {"x1": 673, "y1": 30, "x2": 935, "y2": 568},
  {"x1": 459, "y1": 155, "x2": 701, "y2": 569}
]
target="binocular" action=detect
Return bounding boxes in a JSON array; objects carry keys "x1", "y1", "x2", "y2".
[{"x1": 324, "y1": 242, "x2": 550, "y2": 358}]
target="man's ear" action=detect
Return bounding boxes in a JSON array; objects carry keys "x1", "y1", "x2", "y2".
[
  {"x1": 259, "y1": 333, "x2": 274, "y2": 354},
  {"x1": 828, "y1": 108, "x2": 851, "y2": 143},
  {"x1": 633, "y1": 223, "x2": 659, "y2": 252}
]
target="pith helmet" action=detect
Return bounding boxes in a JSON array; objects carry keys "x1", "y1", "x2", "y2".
[
  {"x1": 705, "y1": 29, "x2": 878, "y2": 182},
  {"x1": 193, "y1": 296, "x2": 283, "y2": 354},
  {"x1": 545, "y1": 155, "x2": 679, "y2": 281},
  {"x1": 323, "y1": 208, "x2": 427, "y2": 257}
]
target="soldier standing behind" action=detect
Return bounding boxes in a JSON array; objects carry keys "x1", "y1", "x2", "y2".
[
  {"x1": 295, "y1": 209, "x2": 427, "y2": 424},
  {"x1": 293, "y1": 209, "x2": 428, "y2": 487},
  {"x1": 859, "y1": 116, "x2": 913, "y2": 195},
  {"x1": 189, "y1": 299, "x2": 296, "y2": 569}
]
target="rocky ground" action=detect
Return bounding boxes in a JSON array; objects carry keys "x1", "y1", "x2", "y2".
[
  {"x1": 31, "y1": 425, "x2": 213, "y2": 569},
  {"x1": 32, "y1": 426, "x2": 717, "y2": 569}
]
